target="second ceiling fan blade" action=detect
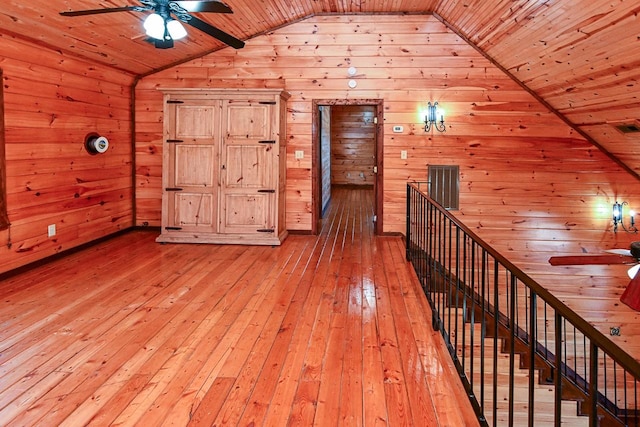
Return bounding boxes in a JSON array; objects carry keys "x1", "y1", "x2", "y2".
[
  {"x1": 184, "y1": 15, "x2": 244, "y2": 49},
  {"x1": 60, "y1": 7, "x2": 139, "y2": 16},
  {"x1": 548, "y1": 254, "x2": 637, "y2": 266},
  {"x1": 621, "y1": 268, "x2": 640, "y2": 311},
  {"x1": 174, "y1": 1, "x2": 233, "y2": 13}
]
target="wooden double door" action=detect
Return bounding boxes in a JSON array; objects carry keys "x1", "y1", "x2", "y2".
[{"x1": 157, "y1": 90, "x2": 288, "y2": 245}]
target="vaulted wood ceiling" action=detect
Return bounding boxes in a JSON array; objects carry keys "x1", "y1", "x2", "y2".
[{"x1": 2, "y1": 0, "x2": 640, "y2": 177}]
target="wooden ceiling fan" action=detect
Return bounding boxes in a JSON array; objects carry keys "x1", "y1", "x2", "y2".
[
  {"x1": 60, "y1": 0, "x2": 244, "y2": 49},
  {"x1": 549, "y1": 242, "x2": 640, "y2": 311}
]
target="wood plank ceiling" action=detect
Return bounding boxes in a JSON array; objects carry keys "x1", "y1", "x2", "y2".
[{"x1": 2, "y1": 0, "x2": 640, "y2": 177}]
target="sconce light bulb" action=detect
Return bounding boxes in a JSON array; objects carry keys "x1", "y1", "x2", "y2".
[{"x1": 613, "y1": 202, "x2": 622, "y2": 220}]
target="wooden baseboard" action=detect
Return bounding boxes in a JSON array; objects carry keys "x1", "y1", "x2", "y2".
[
  {"x1": 287, "y1": 229, "x2": 314, "y2": 236},
  {"x1": 0, "y1": 227, "x2": 157, "y2": 282}
]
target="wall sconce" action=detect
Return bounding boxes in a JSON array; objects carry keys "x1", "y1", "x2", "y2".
[
  {"x1": 424, "y1": 101, "x2": 445, "y2": 132},
  {"x1": 613, "y1": 201, "x2": 637, "y2": 233}
]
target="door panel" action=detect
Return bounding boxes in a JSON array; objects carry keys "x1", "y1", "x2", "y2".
[
  {"x1": 224, "y1": 145, "x2": 273, "y2": 189},
  {"x1": 175, "y1": 105, "x2": 217, "y2": 138},
  {"x1": 220, "y1": 100, "x2": 275, "y2": 234},
  {"x1": 173, "y1": 193, "x2": 214, "y2": 227},
  {"x1": 165, "y1": 100, "x2": 219, "y2": 233},
  {"x1": 223, "y1": 193, "x2": 271, "y2": 231},
  {"x1": 174, "y1": 145, "x2": 215, "y2": 187},
  {"x1": 226, "y1": 104, "x2": 270, "y2": 140}
]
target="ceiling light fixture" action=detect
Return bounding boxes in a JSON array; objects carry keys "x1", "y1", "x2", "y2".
[
  {"x1": 424, "y1": 101, "x2": 445, "y2": 132},
  {"x1": 144, "y1": 13, "x2": 187, "y2": 42},
  {"x1": 166, "y1": 19, "x2": 187, "y2": 40},
  {"x1": 143, "y1": 13, "x2": 165, "y2": 40}
]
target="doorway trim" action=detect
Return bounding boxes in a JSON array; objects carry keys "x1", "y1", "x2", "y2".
[{"x1": 311, "y1": 99, "x2": 384, "y2": 235}]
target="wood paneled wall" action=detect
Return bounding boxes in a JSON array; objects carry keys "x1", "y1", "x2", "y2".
[
  {"x1": 330, "y1": 105, "x2": 375, "y2": 186},
  {"x1": 436, "y1": 0, "x2": 640, "y2": 179},
  {"x1": 0, "y1": 33, "x2": 134, "y2": 274},
  {"x1": 134, "y1": 14, "x2": 639, "y2": 252}
]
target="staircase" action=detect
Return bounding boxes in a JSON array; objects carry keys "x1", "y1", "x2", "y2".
[
  {"x1": 406, "y1": 182, "x2": 640, "y2": 427},
  {"x1": 421, "y1": 261, "x2": 638, "y2": 426}
]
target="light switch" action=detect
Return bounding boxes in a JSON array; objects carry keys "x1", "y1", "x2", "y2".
[
  {"x1": 400, "y1": 150, "x2": 407, "y2": 160},
  {"x1": 295, "y1": 150, "x2": 304, "y2": 159}
]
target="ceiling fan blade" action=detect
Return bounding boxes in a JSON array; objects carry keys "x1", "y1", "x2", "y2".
[
  {"x1": 620, "y1": 266, "x2": 640, "y2": 311},
  {"x1": 183, "y1": 15, "x2": 244, "y2": 49},
  {"x1": 548, "y1": 254, "x2": 637, "y2": 266},
  {"x1": 628, "y1": 264, "x2": 640, "y2": 279},
  {"x1": 60, "y1": 7, "x2": 139, "y2": 17},
  {"x1": 173, "y1": 1, "x2": 233, "y2": 13},
  {"x1": 605, "y1": 248, "x2": 632, "y2": 256}
]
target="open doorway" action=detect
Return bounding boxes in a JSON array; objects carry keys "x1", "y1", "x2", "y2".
[{"x1": 312, "y1": 99, "x2": 384, "y2": 235}]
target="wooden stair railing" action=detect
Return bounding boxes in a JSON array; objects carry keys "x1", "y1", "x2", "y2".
[
  {"x1": 422, "y1": 258, "x2": 638, "y2": 427},
  {"x1": 406, "y1": 182, "x2": 640, "y2": 427}
]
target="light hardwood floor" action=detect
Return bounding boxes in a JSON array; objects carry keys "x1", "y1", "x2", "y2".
[{"x1": 0, "y1": 186, "x2": 478, "y2": 426}]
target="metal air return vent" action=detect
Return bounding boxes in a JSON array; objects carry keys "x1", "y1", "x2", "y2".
[{"x1": 612, "y1": 121, "x2": 640, "y2": 134}]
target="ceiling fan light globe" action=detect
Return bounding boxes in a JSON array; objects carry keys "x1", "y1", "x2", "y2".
[
  {"x1": 144, "y1": 13, "x2": 165, "y2": 40},
  {"x1": 167, "y1": 19, "x2": 187, "y2": 40}
]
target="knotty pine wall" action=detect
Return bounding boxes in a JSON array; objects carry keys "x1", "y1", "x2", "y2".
[
  {"x1": 330, "y1": 105, "x2": 376, "y2": 186},
  {"x1": 0, "y1": 34, "x2": 134, "y2": 274},
  {"x1": 134, "y1": 14, "x2": 639, "y2": 254}
]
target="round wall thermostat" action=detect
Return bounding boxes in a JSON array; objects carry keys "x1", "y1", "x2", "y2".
[
  {"x1": 85, "y1": 133, "x2": 109, "y2": 155},
  {"x1": 348, "y1": 79, "x2": 357, "y2": 88}
]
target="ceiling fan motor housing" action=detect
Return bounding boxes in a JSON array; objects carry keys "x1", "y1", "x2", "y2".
[{"x1": 631, "y1": 242, "x2": 640, "y2": 259}]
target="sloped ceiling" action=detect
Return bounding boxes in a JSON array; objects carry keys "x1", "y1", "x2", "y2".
[{"x1": 2, "y1": 0, "x2": 639, "y2": 177}]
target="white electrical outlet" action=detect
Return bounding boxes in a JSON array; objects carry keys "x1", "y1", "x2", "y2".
[
  {"x1": 393, "y1": 125, "x2": 404, "y2": 133},
  {"x1": 401, "y1": 150, "x2": 408, "y2": 159},
  {"x1": 295, "y1": 150, "x2": 304, "y2": 160},
  {"x1": 47, "y1": 224, "x2": 56, "y2": 237}
]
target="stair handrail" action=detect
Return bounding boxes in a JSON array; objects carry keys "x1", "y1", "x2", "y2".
[{"x1": 406, "y1": 181, "x2": 640, "y2": 424}]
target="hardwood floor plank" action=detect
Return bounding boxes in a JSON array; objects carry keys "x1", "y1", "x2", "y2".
[
  {"x1": 78, "y1": 246, "x2": 254, "y2": 425},
  {"x1": 0, "y1": 186, "x2": 479, "y2": 426},
  {"x1": 2, "y1": 242, "x2": 200, "y2": 425},
  {"x1": 237, "y1": 240, "x2": 327, "y2": 425},
  {"x1": 266, "y1": 199, "x2": 351, "y2": 426},
  {"x1": 261, "y1": 263, "x2": 338, "y2": 423},
  {"x1": 379, "y1": 237, "x2": 440, "y2": 426},
  {"x1": 42, "y1": 246, "x2": 250, "y2": 426},
  {"x1": 108, "y1": 245, "x2": 285, "y2": 425},
  {"x1": 211, "y1": 240, "x2": 310, "y2": 426},
  {"x1": 371, "y1": 239, "x2": 414, "y2": 426},
  {"x1": 388, "y1": 237, "x2": 479, "y2": 427},
  {"x1": 186, "y1": 377, "x2": 235, "y2": 426}
]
